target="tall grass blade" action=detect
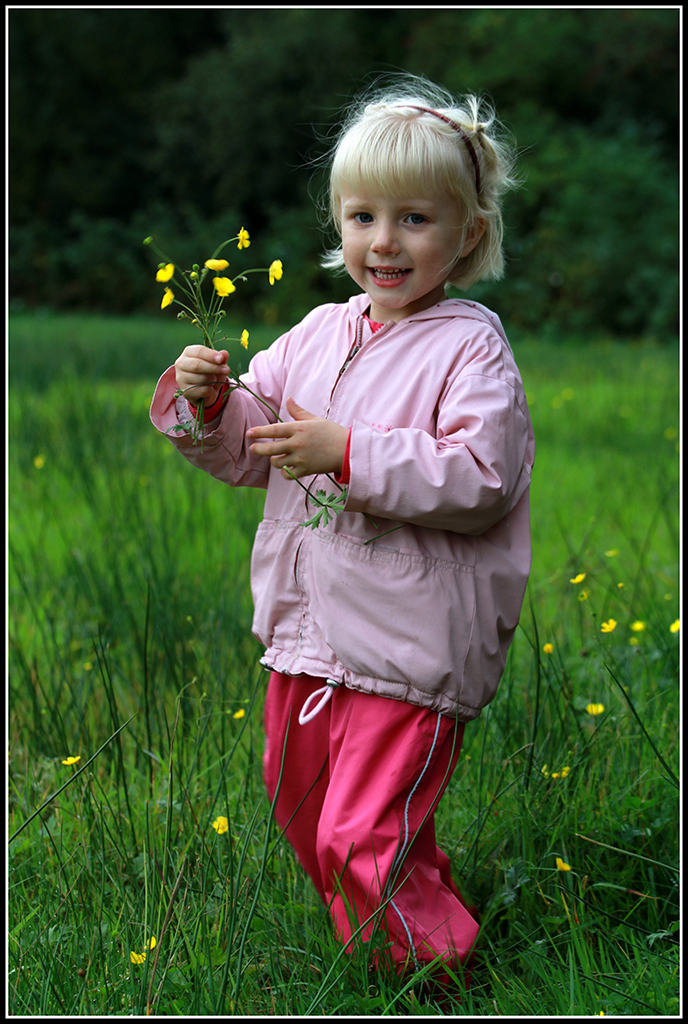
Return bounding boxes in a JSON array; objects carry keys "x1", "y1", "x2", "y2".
[{"x1": 9, "y1": 713, "x2": 138, "y2": 843}]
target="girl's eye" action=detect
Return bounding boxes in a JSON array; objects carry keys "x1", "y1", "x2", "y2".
[
  {"x1": 406, "y1": 214, "x2": 427, "y2": 225},
  {"x1": 354, "y1": 212, "x2": 374, "y2": 224}
]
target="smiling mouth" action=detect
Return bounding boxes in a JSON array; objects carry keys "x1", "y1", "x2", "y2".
[{"x1": 370, "y1": 267, "x2": 411, "y2": 280}]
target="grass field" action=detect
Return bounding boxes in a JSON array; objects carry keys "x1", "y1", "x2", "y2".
[{"x1": 8, "y1": 312, "x2": 680, "y2": 1015}]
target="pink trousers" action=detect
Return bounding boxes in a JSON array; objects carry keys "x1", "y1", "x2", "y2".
[{"x1": 263, "y1": 671, "x2": 480, "y2": 977}]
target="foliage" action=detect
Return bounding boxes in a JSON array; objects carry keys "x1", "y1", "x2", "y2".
[
  {"x1": 8, "y1": 8, "x2": 679, "y2": 337},
  {"x1": 7, "y1": 315, "x2": 679, "y2": 1014}
]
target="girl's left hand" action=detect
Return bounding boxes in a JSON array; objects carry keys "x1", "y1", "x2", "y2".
[{"x1": 247, "y1": 397, "x2": 348, "y2": 480}]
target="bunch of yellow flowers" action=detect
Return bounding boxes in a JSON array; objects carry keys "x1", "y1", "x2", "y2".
[{"x1": 144, "y1": 229, "x2": 283, "y2": 445}]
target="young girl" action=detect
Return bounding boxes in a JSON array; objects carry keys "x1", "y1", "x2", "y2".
[{"x1": 150, "y1": 77, "x2": 534, "y2": 986}]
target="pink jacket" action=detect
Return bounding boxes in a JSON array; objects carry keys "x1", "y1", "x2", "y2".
[{"x1": 150, "y1": 293, "x2": 535, "y2": 720}]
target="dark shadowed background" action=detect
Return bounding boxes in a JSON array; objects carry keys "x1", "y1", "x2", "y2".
[{"x1": 9, "y1": 7, "x2": 679, "y2": 338}]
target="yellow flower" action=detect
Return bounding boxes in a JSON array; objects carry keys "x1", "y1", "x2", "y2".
[
  {"x1": 577, "y1": 588, "x2": 589, "y2": 602},
  {"x1": 586, "y1": 703, "x2": 605, "y2": 716},
  {"x1": 670, "y1": 619, "x2": 680, "y2": 633},
  {"x1": 268, "y1": 259, "x2": 283, "y2": 285},
  {"x1": 237, "y1": 227, "x2": 250, "y2": 249},
  {"x1": 204, "y1": 259, "x2": 230, "y2": 271},
  {"x1": 233, "y1": 708, "x2": 246, "y2": 719},
  {"x1": 156, "y1": 263, "x2": 175, "y2": 282},
  {"x1": 240, "y1": 329, "x2": 249, "y2": 349},
  {"x1": 541, "y1": 764, "x2": 549, "y2": 777},
  {"x1": 161, "y1": 287, "x2": 174, "y2": 309},
  {"x1": 601, "y1": 619, "x2": 617, "y2": 633},
  {"x1": 543, "y1": 643, "x2": 554, "y2": 654},
  {"x1": 570, "y1": 573, "x2": 586, "y2": 584},
  {"x1": 630, "y1": 621, "x2": 646, "y2": 632},
  {"x1": 212, "y1": 277, "x2": 236, "y2": 297},
  {"x1": 551, "y1": 766, "x2": 570, "y2": 779},
  {"x1": 33, "y1": 455, "x2": 46, "y2": 469},
  {"x1": 212, "y1": 816, "x2": 229, "y2": 834},
  {"x1": 556, "y1": 857, "x2": 571, "y2": 872},
  {"x1": 129, "y1": 937, "x2": 156, "y2": 965},
  {"x1": 61, "y1": 755, "x2": 81, "y2": 766},
  {"x1": 605, "y1": 549, "x2": 619, "y2": 557}
]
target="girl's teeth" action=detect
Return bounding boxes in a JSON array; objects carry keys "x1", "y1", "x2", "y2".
[{"x1": 373, "y1": 269, "x2": 407, "y2": 279}]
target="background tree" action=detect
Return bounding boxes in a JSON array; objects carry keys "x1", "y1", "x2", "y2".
[{"x1": 9, "y1": 8, "x2": 679, "y2": 336}]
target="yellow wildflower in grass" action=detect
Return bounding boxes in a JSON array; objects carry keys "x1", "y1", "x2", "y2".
[
  {"x1": 551, "y1": 766, "x2": 570, "y2": 779},
  {"x1": 630, "y1": 621, "x2": 646, "y2": 632},
  {"x1": 578, "y1": 589, "x2": 589, "y2": 602},
  {"x1": 237, "y1": 227, "x2": 250, "y2": 249},
  {"x1": 570, "y1": 573, "x2": 586, "y2": 584},
  {"x1": 601, "y1": 619, "x2": 617, "y2": 633},
  {"x1": 212, "y1": 816, "x2": 229, "y2": 834},
  {"x1": 586, "y1": 703, "x2": 605, "y2": 716},
  {"x1": 204, "y1": 259, "x2": 230, "y2": 271},
  {"x1": 556, "y1": 857, "x2": 571, "y2": 872},
  {"x1": 130, "y1": 937, "x2": 156, "y2": 965},
  {"x1": 541, "y1": 764, "x2": 549, "y2": 777},
  {"x1": 605, "y1": 549, "x2": 619, "y2": 557},
  {"x1": 670, "y1": 619, "x2": 680, "y2": 633},
  {"x1": 269, "y1": 259, "x2": 283, "y2": 285},
  {"x1": 155, "y1": 263, "x2": 175, "y2": 282},
  {"x1": 241, "y1": 329, "x2": 249, "y2": 349},
  {"x1": 33, "y1": 455, "x2": 46, "y2": 469},
  {"x1": 161, "y1": 287, "x2": 174, "y2": 309},
  {"x1": 212, "y1": 277, "x2": 236, "y2": 297},
  {"x1": 543, "y1": 643, "x2": 554, "y2": 654},
  {"x1": 233, "y1": 708, "x2": 246, "y2": 719},
  {"x1": 61, "y1": 755, "x2": 81, "y2": 766}
]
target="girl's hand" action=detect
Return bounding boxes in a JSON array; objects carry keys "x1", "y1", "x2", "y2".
[
  {"x1": 174, "y1": 345, "x2": 230, "y2": 404},
  {"x1": 247, "y1": 398, "x2": 348, "y2": 480}
]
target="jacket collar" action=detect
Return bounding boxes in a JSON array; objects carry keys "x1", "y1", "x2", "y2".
[{"x1": 347, "y1": 291, "x2": 505, "y2": 331}]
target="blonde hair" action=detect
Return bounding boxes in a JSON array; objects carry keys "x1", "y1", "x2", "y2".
[{"x1": 319, "y1": 76, "x2": 520, "y2": 290}]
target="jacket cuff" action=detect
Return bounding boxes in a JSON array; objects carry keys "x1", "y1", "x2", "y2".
[{"x1": 334, "y1": 428, "x2": 352, "y2": 485}]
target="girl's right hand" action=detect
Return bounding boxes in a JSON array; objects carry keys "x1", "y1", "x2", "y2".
[{"x1": 174, "y1": 345, "x2": 230, "y2": 404}]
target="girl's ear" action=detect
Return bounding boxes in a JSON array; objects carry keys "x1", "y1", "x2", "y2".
[{"x1": 460, "y1": 217, "x2": 486, "y2": 258}]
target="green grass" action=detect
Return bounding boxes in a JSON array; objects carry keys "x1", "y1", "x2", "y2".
[{"x1": 8, "y1": 313, "x2": 680, "y2": 1015}]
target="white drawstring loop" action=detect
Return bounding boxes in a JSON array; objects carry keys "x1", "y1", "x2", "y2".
[{"x1": 298, "y1": 679, "x2": 340, "y2": 725}]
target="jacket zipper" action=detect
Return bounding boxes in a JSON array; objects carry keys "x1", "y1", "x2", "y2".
[
  {"x1": 332, "y1": 316, "x2": 365, "y2": 391},
  {"x1": 327, "y1": 316, "x2": 369, "y2": 415}
]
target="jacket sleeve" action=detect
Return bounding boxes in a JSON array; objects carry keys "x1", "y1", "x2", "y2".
[
  {"x1": 149, "y1": 338, "x2": 289, "y2": 489},
  {"x1": 344, "y1": 370, "x2": 533, "y2": 535}
]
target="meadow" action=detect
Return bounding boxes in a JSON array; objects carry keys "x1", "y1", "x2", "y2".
[{"x1": 8, "y1": 312, "x2": 680, "y2": 1016}]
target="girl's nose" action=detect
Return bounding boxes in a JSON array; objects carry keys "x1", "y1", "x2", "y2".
[{"x1": 371, "y1": 220, "x2": 400, "y2": 254}]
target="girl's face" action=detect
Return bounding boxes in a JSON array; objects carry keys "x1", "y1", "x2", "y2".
[{"x1": 340, "y1": 188, "x2": 484, "y2": 323}]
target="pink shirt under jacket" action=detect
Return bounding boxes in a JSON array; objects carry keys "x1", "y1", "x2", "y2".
[{"x1": 150, "y1": 293, "x2": 535, "y2": 721}]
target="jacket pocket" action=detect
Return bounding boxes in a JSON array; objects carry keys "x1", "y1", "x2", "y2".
[{"x1": 307, "y1": 532, "x2": 477, "y2": 698}]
